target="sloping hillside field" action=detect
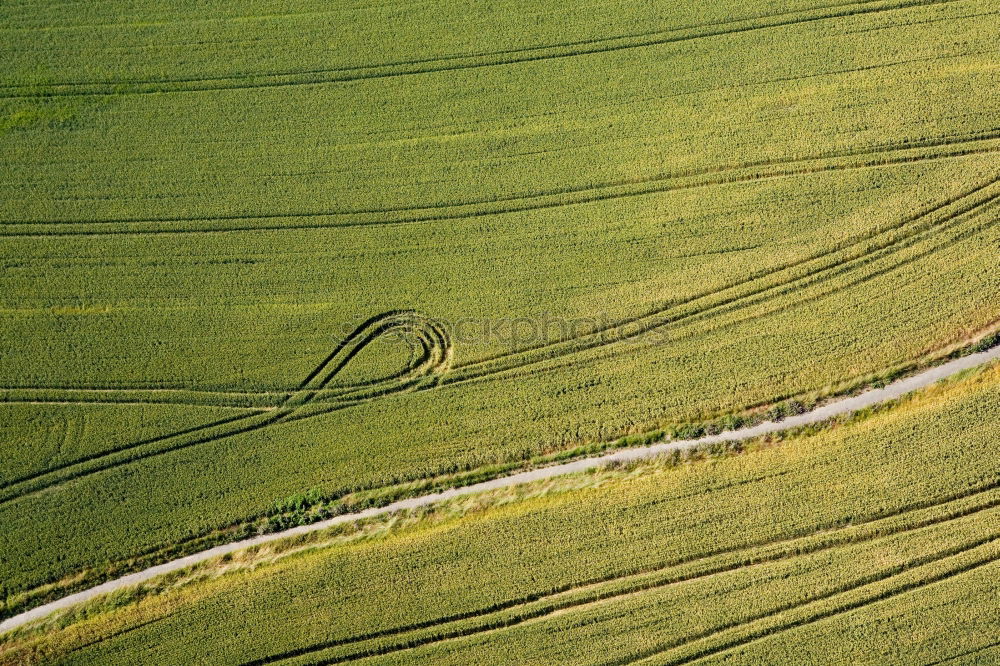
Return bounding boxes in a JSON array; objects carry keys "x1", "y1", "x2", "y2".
[{"x1": 1, "y1": 0, "x2": 999, "y2": 655}]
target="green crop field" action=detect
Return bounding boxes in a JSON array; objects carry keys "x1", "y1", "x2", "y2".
[
  {"x1": 1, "y1": 0, "x2": 999, "y2": 659},
  {"x1": 4, "y1": 363, "x2": 999, "y2": 665}
]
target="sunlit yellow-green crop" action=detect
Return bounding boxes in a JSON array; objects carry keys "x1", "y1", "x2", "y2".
[
  {"x1": 5, "y1": 363, "x2": 999, "y2": 665},
  {"x1": 1, "y1": 0, "x2": 998, "y2": 657}
]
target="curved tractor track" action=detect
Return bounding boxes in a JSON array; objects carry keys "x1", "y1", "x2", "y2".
[
  {"x1": 246, "y1": 484, "x2": 1000, "y2": 664},
  {"x1": 0, "y1": 0, "x2": 957, "y2": 98},
  {"x1": 1, "y1": 169, "x2": 999, "y2": 505},
  {"x1": 1, "y1": 343, "x2": 999, "y2": 637},
  {"x1": 0, "y1": 311, "x2": 451, "y2": 507},
  {"x1": 4, "y1": 129, "x2": 999, "y2": 237}
]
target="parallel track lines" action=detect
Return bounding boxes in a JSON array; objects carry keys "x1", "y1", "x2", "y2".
[
  {"x1": 624, "y1": 539, "x2": 1000, "y2": 665},
  {"x1": 0, "y1": 412, "x2": 256, "y2": 495},
  {"x1": 444, "y1": 174, "x2": 1000, "y2": 385},
  {"x1": 0, "y1": 0, "x2": 959, "y2": 98},
  {"x1": 527, "y1": 190, "x2": 1000, "y2": 385},
  {"x1": 0, "y1": 313, "x2": 451, "y2": 507},
  {"x1": 0, "y1": 412, "x2": 270, "y2": 507},
  {"x1": 4, "y1": 131, "x2": 999, "y2": 237},
  {"x1": 243, "y1": 481, "x2": 1000, "y2": 664},
  {"x1": 0, "y1": 392, "x2": 281, "y2": 410},
  {"x1": 3, "y1": 175, "x2": 997, "y2": 503},
  {"x1": 467, "y1": 206, "x2": 1000, "y2": 389}
]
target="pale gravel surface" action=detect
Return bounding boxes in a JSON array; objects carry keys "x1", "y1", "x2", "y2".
[{"x1": 2, "y1": 344, "x2": 999, "y2": 636}]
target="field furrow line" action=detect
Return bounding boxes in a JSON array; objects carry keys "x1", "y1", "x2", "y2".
[
  {"x1": 247, "y1": 489, "x2": 1000, "y2": 664},
  {"x1": 3, "y1": 131, "x2": 999, "y2": 237},
  {"x1": 622, "y1": 537, "x2": 1000, "y2": 665},
  {"x1": 0, "y1": 313, "x2": 451, "y2": 506},
  {"x1": 0, "y1": 0, "x2": 958, "y2": 98},
  {"x1": 1, "y1": 178, "x2": 992, "y2": 504},
  {"x1": 491, "y1": 192, "x2": 1000, "y2": 386},
  {"x1": 443, "y1": 176, "x2": 1000, "y2": 384}
]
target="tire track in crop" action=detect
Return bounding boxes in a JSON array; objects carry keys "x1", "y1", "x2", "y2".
[
  {"x1": 5, "y1": 343, "x2": 1000, "y2": 636},
  {"x1": 619, "y1": 538, "x2": 1000, "y2": 665},
  {"x1": 37, "y1": 189, "x2": 1000, "y2": 414},
  {"x1": 598, "y1": 211, "x2": 1000, "y2": 387},
  {"x1": 442, "y1": 174, "x2": 1000, "y2": 386},
  {"x1": 274, "y1": 310, "x2": 451, "y2": 415},
  {"x1": 307, "y1": 531, "x2": 1000, "y2": 665},
  {"x1": 1, "y1": 175, "x2": 995, "y2": 501},
  {"x1": 2, "y1": 164, "x2": 994, "y2": 411},
  {"x1": 458, "y1": 198, "x2": 1000, "y2": 384},
  {"x1": 0, "y1": 0, "x2": 950, "y2": 37},
  {"x1": 242, "y1": 482, "x2": 1000, "y2": 664},
  {"x1": 474, "y1": 181, "x2": 1000, "y2": 389},
  {"x1": 0, "y1": 412, "x2": 256, "y2": 497},
  {"x1": 0, "y1": 381, "x2": 409, "y2": 410},
  {"x1": 0, "y1": 384, "x2": 416, "y2": 410},
  {"x1": 1, "y1": 172, "x2": 995, "y2": 504},
  {"x1": 923, "y1": 639, "x2": 1000, "y2": 666},
  {"x1": 0, "y1": 388, "x2": 282, "y2": 410},
  {"x1": 4, "y1": 130, "x2": 999, "y2": 237},
  {"x1": 0, "y1": 0, "x2": 958, "y2": 98},
  {"x1": 0, "y1": 312, "x2": 451, "y2": 507},
  {"x1": 0, "y1": 325, "x2": 449, "y2": 409},
  {"x1": 283, "y1": 130, "x2": 1000, "y2": 220}
]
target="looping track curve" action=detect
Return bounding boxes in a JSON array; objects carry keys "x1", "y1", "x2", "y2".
[
  {"x1": 0, "y1": 310, "x2": 452, "y2": 506},
  {"x1": 283, "y1": 310, "x2": 453, "y2": 410}
]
